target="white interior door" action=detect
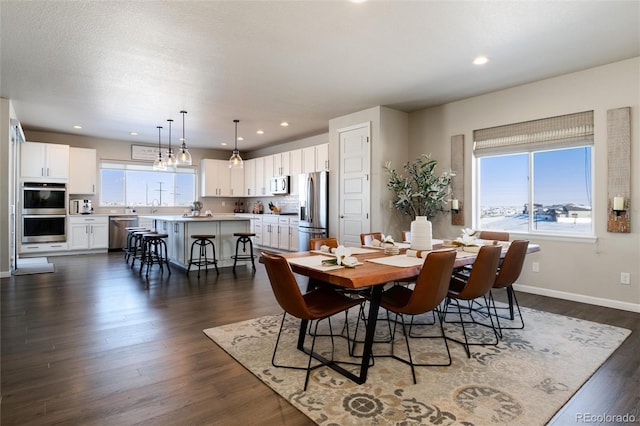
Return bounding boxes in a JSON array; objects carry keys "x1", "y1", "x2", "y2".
[{"x1": 338, "y1": 123, "x2": 370, "y2": 246}]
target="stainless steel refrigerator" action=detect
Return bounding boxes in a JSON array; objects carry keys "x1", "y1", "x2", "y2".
[{"x1": 298, "y1": 171, "x2": 328, "y2": 251}]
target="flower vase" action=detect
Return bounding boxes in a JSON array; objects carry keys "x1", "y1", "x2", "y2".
[{"x1": 410, "y1": 216, "x2": 432, "y2": 250}]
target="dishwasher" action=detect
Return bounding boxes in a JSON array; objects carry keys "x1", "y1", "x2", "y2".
[{"x1": 109, "y1": 216, "x2": 139, "y2": 251}]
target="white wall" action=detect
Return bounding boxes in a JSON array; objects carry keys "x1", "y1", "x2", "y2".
[{"x1": 409, "y1": 57, "x2": 640, "y2": 311}]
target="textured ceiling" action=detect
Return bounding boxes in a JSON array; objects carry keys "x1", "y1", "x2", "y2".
[{"x1": 1, "y1": 1, "x2": 639, "y2": 152}]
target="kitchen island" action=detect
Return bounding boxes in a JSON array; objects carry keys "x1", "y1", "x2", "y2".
[{"x1": 139, "y1": 215, "x2": 251, "y2": 269}]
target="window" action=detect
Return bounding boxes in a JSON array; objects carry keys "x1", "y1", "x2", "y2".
[
  {"x1": 100, "y1": 162, "x2": 196, "y2": 208},
  {"x1": 475, "y1": 111, "x2": 594, "y2": 236}
]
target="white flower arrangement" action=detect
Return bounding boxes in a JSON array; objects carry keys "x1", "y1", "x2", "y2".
[
  {"x1": 381, "y1": 234, "x2": 395, "y2": 246},
  {"x1": 323, "y1": 245, "x2": 358, "y2": 267},
  {"x1": 454, "y1": 228, "x2": 479, "y2": 247}
]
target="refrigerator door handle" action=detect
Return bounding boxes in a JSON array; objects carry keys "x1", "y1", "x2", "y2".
[{"x1": 307, "y1": 175, "x2": 314, "y2": 223}]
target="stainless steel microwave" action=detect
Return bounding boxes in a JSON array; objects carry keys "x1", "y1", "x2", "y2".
[{"x1": 270, "y1": 176, "x2": 290, "y2": 195}]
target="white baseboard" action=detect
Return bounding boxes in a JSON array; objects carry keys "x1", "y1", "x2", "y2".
[
  {"x1": 1, "y1": 270, "x2": 11, "y2": 278},
  {"x1": 514, "y1": 284, "x2": 640, "y2": 313}
]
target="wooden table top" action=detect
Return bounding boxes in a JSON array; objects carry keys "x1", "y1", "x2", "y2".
[{"x1": 276, "y1": 242, "x2": 540, "y2": 290}]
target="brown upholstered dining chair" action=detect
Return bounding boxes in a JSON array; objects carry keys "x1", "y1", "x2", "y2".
[
  {"x1": 489, "y1": 240, "x2": 529, "y2": 337},
  {"x1": 260, "y1": 251, "x2": 365, "y2": 390},
  {"x1": 360, "y1": 232, "x2": 383, "y2": 246},
  {"x1": 309, "y1": 237, "x2": 339, "y2": 251},
  {"x1": 376, "y1": 250, "x2": 457, "y2": 384},
  {"x1": 445, "y1": 245, "x2": 502, "y2": 358},
  {"x1": 478, "y1": 230, "x2": 510, "y2": 241}
]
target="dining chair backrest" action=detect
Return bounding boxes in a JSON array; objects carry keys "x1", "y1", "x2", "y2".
[
  {"x1": 402, "y1": 250, "x2": 456, "y2": 315},
  {"x1": 478, "y1": 230, "x2": 510, "y2": 241},
  {"x1": 309, "y1": 237, "x2": 339, "y2": 251},
  {"x1": 260, "y1": 251, "x2": 312, "y2": 320},
  {"x1": 494, "y1": 240, "x2": 529, "y2": 288},
  {"x1": 360, "y1": 232, "x2": 382, "y2": 246},
  {"x1": 455, "y1": 245, "x2": 502, "y2": 300},
  {"x1": 402, "y1": 231, "x2": 411, "y2": 242}
]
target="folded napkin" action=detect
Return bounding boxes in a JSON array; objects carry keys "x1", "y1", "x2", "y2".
[
  {"x1": 370, "y1": 238, "x2": 382, "y2": 247},
  {"x1": 406, "y1": 249, "x2": 429, "y2": 259},
  {"x1": 320, "y1": 245, "x2": 336, "y2": 254}
]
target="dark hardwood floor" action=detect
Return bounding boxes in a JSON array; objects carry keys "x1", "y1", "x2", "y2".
[{"x1": 1, "y1": 252, "x2": 638, "y2": 425}]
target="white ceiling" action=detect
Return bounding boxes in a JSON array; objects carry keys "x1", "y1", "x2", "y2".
[{"x1": 1, "y1": 1, "x2": 639, "y2": 152}]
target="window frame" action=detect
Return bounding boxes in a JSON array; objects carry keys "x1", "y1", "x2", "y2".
[
  {"x1": 98, "y1": 160, "x2": 198, "y2": 208},
  {"x1": 472, "y1": 111, "x2": 595, "y2": 240}
]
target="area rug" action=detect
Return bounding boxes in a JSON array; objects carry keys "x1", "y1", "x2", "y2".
[
  {"x1": 203, "y1": 305, "x2": 630, "y2": 425},
  {"x1": 14, "y1": 257, "x2": 54, "y2": 275}
]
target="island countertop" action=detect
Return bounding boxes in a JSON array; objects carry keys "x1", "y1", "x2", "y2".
[{"x1": 138, "y1": 214, "x2": 249, "y2": 222}]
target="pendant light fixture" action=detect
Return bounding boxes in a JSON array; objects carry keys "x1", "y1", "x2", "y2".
[
  {"x1": 228, "y1": 119, "x2": 243, "y2": 169},
  {"x1": 153, "y1": 125, "x2": 166, "y2": 171},
  {"x1": 177, "y1": 110, "x2": 192, "y2": 165},
  {"x1": 165, "y1": 118, "x2": 176, "y2": 169}
]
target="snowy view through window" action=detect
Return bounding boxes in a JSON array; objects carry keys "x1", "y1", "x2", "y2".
[{"x1": 479, "y1": 146, "x2": 592, "y2": 234}]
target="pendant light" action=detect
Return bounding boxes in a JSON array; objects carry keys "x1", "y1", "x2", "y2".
[
  {"x1": 165, "y1": 118, "x2": 176, "y2": 169},
  {"x1": 228, "y1": 119, "x2": 243, "y2": 169},
  {"x1": 153, "y1": 125, "x2": 166, "y2": 171},
  {"x1": 177, "y1": 110, "x2": 192, "y2": 165}
]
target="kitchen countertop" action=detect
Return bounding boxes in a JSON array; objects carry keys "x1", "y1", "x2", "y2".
[{"x1": 138, "y1": 214, "x2": 249, "y2": 222}]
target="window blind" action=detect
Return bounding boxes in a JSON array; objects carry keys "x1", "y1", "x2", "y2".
[{"x1": 473, "y1": 110, "x2": 594, "y2": 157}]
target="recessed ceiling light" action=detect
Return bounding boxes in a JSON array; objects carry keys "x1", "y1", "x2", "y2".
[
  {"x1": 280, "y1": 122, "x2": 289, "y2": 127},
  {"x1": 130, "y1": 132, "x2": 139, "y2": 136},
  {"x1": 73, "y1": 125, "x2": 82, "y2": 129},
  {"x1": 256, "y1": 130, "x2": 264, "y2": 135},
  {"x1": 221, "y1": 142, "x2": 228, "y2": 146},
  {"x1": 237, "y1": 136, "x2": 244, "y2": 141},
  {"x1": 350, "y1": 0, "x2": 367, "y2": 3},
  {"x1": 473, "y1": 56, "x2": 489, "y2": 65}
]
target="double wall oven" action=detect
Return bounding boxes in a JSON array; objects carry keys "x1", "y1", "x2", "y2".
[{"x1": 22, "y1": 182, "x2": 67, "y2": 243}]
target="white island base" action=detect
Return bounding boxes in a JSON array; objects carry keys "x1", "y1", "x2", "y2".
[{"x1": 140, "y1": 215, "x2": 251, "y2": 270}]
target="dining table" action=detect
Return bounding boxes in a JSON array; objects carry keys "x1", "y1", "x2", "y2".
[{"x1": 276, "y1": 241, "x2": 541, "y2": 385}]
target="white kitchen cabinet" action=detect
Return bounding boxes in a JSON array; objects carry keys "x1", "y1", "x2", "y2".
[
  {"x1": 230, "y1": 166, "x2": 245, "y2": 197},
  {"x1": 315, "y1": 143, "x2": 329, "y2": 171},
  {"x1": 273, "y1": 152, "x2": 290, "y2": 176},
  {"x1": 244, "y1": 159, "x2": 256, "y2": 196},
  {"x1": 264, "y1": 154, "x2": 275, "y2": 181},
  {"x1": 253, "y1": 217, "x2": 263, "y2": 246},
  {"x1": 19, "y1": 242, "x2": 68, "y2": 255},
  {"x1": 289, "y1": 218, "x2": 300, "y2": 251},
  {"x1": 21, "y1": 142, "x2": 69, "y2": 181},
  {"x1": 68, "y1": 216, "x2": 108, "y2": 250},
  {"x1": 302, "y1": 146, "x2": 315, "y2": 173},
  {"x1": 200, "y1": 159, "x2": 232, "y2": 197},
  {"x1": 254, "y1": 156, "x2": 268, "y2": 196},
  {"x1": 302, "y1": 144, "x2": 329, "y2": 173},
  {"x1": 68, "y1": 147, "x2": 97, "y2": 194},
  {"x1": 288, "y1": 149, "x2": 302, "y2": 196},
  {"x1": 261, "y1": 215, "x2": 278, "y2": 247}
]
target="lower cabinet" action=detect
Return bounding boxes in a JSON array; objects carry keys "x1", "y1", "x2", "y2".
[
  {"x1": 68, "y1": 216, "x2": 108, "y2": 250},
  {"x1": 256, "y1": 215, "x2": 299, "y2": 251},
  {"x1": 19, "y1": 242, "x2": 68, "y2": 255}
]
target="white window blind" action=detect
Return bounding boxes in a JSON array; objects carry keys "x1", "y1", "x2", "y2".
[{"x1": 473, "y1": 110, "x2": 594, "y2": 157}]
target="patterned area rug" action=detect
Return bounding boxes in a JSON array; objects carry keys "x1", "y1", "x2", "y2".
[{"x1": 203, "y1": 305, "x2": 630, "y2": 425}]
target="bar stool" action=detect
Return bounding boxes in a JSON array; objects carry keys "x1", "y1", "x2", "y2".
[
  {"x1": 139, "y1": 233, "x2": 171, "y2": 277},
  {"x1": 129, "y1": 229, "x2": 151, "y2": 268},
  {"x1": 232, "y1": 232, "x2": 256, "y2": 272},
  {"x1": 187, "y1": 234, "x2": 219, "y2": 278},
  {"x1": 124, "y1": 227, "x2": 147, "y2": 263}
]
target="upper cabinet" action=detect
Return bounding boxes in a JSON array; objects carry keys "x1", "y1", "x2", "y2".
[
  {"x1": 21, "y1": 142, "x2": 69, "y2": 181},
  {"x1": 68, "y1": 147, "x2": 97, "y2": 194},
  {"x1": 272, "y1": 152, "x2": 290, "y2": 176},
  {"x1": 302, "y1": 143, "x2": 329, "y2": 173},
  {"x1": 244, "y1": 159, "x2": 256, "y2": 197},
  {"x1": 201, "y1": 159, "x2": 245, "y2": 197},
  {"x1": 315, "y1": 143, "x2": 329, "y2": 172}
]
